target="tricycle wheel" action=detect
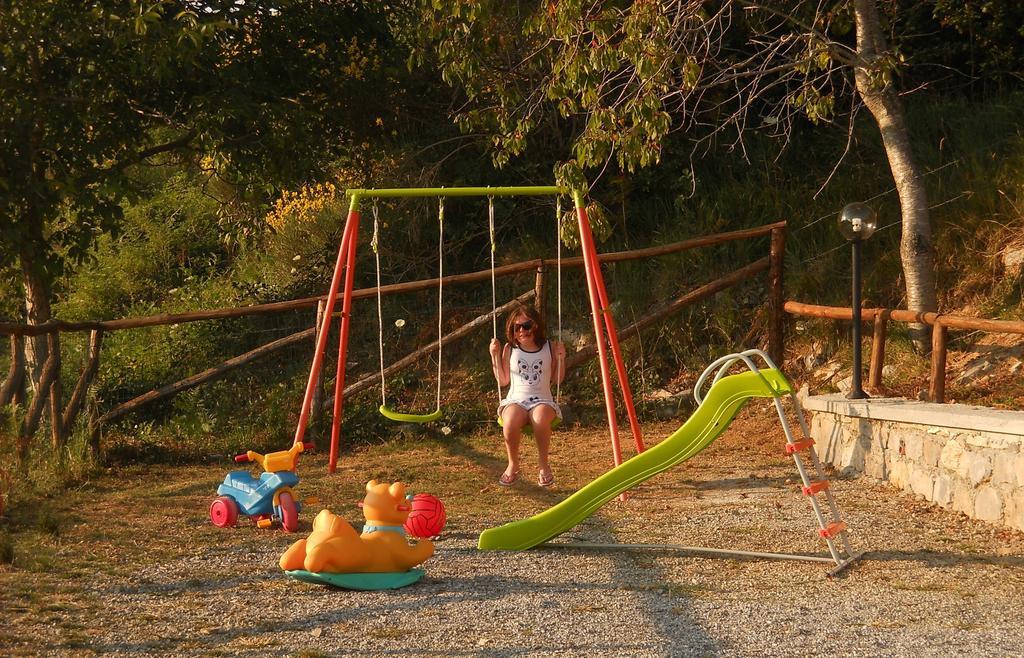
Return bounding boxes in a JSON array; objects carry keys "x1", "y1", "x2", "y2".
[
  {"x1": 210, "y1": 496, "x2": 239, "y2": 528},
  {"x1": 278, "y1": 491, "x2": 298, "y2": 533}
]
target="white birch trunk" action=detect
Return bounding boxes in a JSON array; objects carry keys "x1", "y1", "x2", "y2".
[{"x1": 853, "y1": 0, "x2": 938, "y2": 350}]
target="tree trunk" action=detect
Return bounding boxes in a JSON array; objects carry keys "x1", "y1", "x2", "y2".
[
  {"x1": 18, "y1": 224, "x2": 65, "y2": 457},
  {"x1": 853, "y1": 0, "x2": 938, "y2": 351},
  {"x1": 21, "y1": 249, "x2": 57, "y2": 390}
]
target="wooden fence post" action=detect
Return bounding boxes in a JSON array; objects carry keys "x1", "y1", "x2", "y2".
[
  {"x1": 18, "y1": 345, "x2": 59, "y2": 465},
  {"x1": 929, "y1": 320, "x2": 948, "y2": 403},
  {"x1": 767, "y1": 226, "x2": 786, "y2": 365},
  {"x1": 62, "y1": 329, "x2": 104, "y2": 432},
  {"x1": 0, "y1": 334, "x2": 25, "y2": 406},
  {"x1": 534, "y1": 263, "x2": 546, "y2": 316},
  {"x1": 868, "y1": 310, "x2": 889, "y2": 393},
  {"x1": 310, "y1": 300, "x2": 326, "y2": 429},
  {"x1": 47, "y1": 333, "x2": 64, "y2": 452}
]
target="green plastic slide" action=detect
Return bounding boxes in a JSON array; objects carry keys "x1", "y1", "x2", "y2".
[{"x1": 477, "y1": 369, "x2": 792, "y2": 551}]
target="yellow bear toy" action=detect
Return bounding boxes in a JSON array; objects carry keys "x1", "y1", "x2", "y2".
[{"x1": 280, "y1": 480, "x2": 434, "y2": 576}]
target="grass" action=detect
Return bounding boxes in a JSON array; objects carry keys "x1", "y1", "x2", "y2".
[
  {"x1": 0, "y1": 532, "x2": 12, "y2": 565},
  {"x1": 664, "y1": 582, "x2": 711, "y2": 598},
  {"x1": 0, "y1": 419, "x2": 635, "y2": 576},
  {"x1": 0, "y1": 416, "x2": 644, "y2": 654},
  {"x1": 369, "y1": 628, "x2": 414, "y2": 640},
  {"x1": 890, "y1": 579, "x2": 948, "y2": 592}
]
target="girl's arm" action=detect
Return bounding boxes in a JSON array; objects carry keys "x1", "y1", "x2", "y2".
[
  {"x1": 490, "y1": 339, "x2": 511, "y2": 388},
  {"x1": 551, "y1": 340, "x2": 566, "y2": 385}
]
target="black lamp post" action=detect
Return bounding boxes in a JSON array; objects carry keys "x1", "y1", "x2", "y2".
[{"x1": 837, "y1": 203, "x2": 877, "y2": 399}]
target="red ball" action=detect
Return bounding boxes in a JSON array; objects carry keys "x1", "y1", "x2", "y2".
[{"x1": 404, "y1": 493, "x2": 446, "y2": 539}]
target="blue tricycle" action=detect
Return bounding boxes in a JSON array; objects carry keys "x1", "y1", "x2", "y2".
[{"x1": 209, "y1": 441, "x2": 310, "y2": 533}]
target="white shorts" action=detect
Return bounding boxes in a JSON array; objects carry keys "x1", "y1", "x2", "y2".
[{"x1": 498, "y1": 398, "x2": 562, "y2": 420}]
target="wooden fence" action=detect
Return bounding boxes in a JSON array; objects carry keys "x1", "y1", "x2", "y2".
[
  {"x1": 0, "y1": 221, "x2": 786, "y2": 463},
  {"x1": 784, "y1": 301, "x2": 1024, "y2": 403}
]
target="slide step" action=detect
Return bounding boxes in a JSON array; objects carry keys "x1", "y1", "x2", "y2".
[
  {"x1": 802, "y1": 480, "x2": 830, "y2": 496},
  {"x1": 785, "y1": 438, "x2": 815, "y2": 455},
  {"x1": 819, "y1": 521, "x2": 847, "y2": 539}
]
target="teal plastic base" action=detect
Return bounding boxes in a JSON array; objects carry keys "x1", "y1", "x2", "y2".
[{"x1": 285, "y1": 569, "x2": 425, "y2": 590}]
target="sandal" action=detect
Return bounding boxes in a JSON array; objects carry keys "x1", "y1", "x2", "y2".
[
  {"x1": 538, "y1": 469, "x2": 555, "y2": 488},
  {"x1": 498, "y1": 470, "x2": 519, "y2": 487}
]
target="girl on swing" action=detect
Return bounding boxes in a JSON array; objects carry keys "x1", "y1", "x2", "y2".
[{"x1": 488, "y1": 303, "x2": 567, "y2": 487}]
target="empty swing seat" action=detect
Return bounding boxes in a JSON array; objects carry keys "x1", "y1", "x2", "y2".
[{"x1": 380, "y1": 405, "x2": 443, "y2": 424}]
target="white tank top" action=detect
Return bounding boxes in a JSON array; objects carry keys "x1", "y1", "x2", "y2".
[{"x1": 506, "y1": 341, "x2": 554, "y2": 403}]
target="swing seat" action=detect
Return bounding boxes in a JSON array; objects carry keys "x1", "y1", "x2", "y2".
[
  {"x1": 380, "y1": 405, "x2": 443, "y2": 424},
  {"x1": 497, "y1": 414, "x2": 561, "y2": 436}
]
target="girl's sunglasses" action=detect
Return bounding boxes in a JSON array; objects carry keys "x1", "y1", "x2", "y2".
[{"x1": 514, "y1": 321, "x2": 535, "y2": 332}]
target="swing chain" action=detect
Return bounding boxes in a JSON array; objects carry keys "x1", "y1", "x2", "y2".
[
  {"x1": 371, "y1": 201, "x2": 380, "y2": 253},
  {"x1": 488, "y1": 195, "x2": 501, "y2": 403},
  {"x1": 372, "y1": 199, "x2": 387, "y2": 407},
  {"x1": 436, "y1": 197, "x2": 444, "y2": 411},
  {"x1": 555, "y1": 196, "x2": 563, "y2": 404}
]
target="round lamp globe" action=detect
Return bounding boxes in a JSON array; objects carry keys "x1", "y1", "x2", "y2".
[{"x1": 837, "y1": 203, "x2": 878, "y2": 241}]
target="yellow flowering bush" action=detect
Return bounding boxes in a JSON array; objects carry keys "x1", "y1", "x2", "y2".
[{"x1": 266, "y1": 182, "x2": 340, "y2": 230}]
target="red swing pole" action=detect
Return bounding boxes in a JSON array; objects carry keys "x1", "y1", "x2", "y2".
[
  {"x1": 328, "y1": 202, "x2": 361, "y2": 473},
  {"x1": 575, "y1": 196, "x2": 646, "y2": 455},
  {"x1": 292, "y1": 197, "x2": 359, "y2": 454},
  {"x1": 574, "y1": 193, "x2": 623, "y2": 468}
]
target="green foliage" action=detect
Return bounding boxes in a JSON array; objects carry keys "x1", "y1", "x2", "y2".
[
  {"x1": 257, "y1": 199, "x2": 350, "y2": 302},
  {"x1": 2, "y1": 1, "x2": 223, "y2": 285},
  {"x1": 420, "y1": 0, "x2": 676, "y2": 173},
  {"x1": 894, "y1": 1, "x2": 1024, "y2": 95},
  {"x1": 37, "y1": 508, "x2": 61, "y2": 538},
  {"x1": 57, "y1": 169, "x2": 238, "y2": 413},
  {"x1": 1, "y1": 0, "x2": 404, "y2": 326},
  {"x1": 417, "y1": 1, "x2": 898, "y2": 182},
  {"x1": 60, "y1": 172, "x2": 225, "y2": 320}
]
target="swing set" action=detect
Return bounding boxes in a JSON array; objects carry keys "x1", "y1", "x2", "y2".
[
  {"x1": 284, "y1": 184, "x2": 861, "y2": 574},
  {"x1": 290, "y1": 185, "x2": 646, "y2": 474}
]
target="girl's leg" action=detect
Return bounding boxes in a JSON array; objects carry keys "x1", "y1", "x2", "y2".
[
  {"x1": 500, "y1": 405, "x2": 529, "y2": 482},
  {"x1": 530, "y1": 405, "x2": 557, "y2": 485}
]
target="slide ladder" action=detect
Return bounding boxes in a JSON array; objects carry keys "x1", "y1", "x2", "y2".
[
  {"x1": 696, "y1": 350, "x2": 860, "y2": 574},
  {"x1": 479, "y1": 349, "x2": 862, "y2": 576}
]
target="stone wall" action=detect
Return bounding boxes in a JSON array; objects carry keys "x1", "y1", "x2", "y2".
[{"x1": 800, "y1": 392, "x2": 1024, "y2": 532}]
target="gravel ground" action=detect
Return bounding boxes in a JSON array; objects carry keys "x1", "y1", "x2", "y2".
[{"x1": 3, "y1": 407, "x2": 1023, "y2": 657}]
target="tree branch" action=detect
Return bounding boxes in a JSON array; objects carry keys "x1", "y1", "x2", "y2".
[{"x1": 86, "y1": 130, "x2": 197, "y2": 185}]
